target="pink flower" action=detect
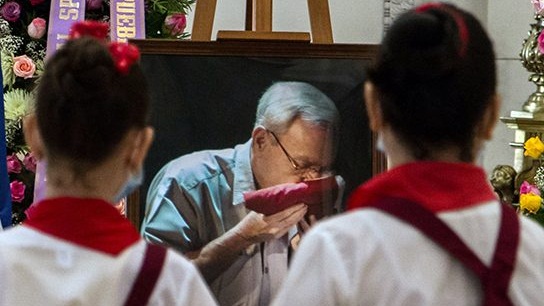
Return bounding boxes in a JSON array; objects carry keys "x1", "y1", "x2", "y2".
[
  {"x1": 30, "y1": 0, "x2": 45, "y2": 6},
  {"x1": 86, "y1": 0, "x2": 103, "y2": 10},
  {"x1": 533, "y1": 0, "x2": 544, "y2": 15},
  {"x1": 27, "y1": 17, "x2": 46, "y2": 39},
  {"x1": 520, "y1": 181, "x2": 541, "y2": 195},
  {"x1": 539, "y1": 31, "x2": 544, "y2": 54},
  {"x1": 6, "y1": 154, "x2": 22, "y2": 174},
  {"x1": 13, "y1": 55, "x2": 36, "y2": 79},
  {"x1": 1, "y1": 1, "x2": 21, "y2": 22},
  {"x1": 10, "y1": 180, "x2": 25, "y2": 203},
  {"x1": 23, "y1": 152, "x2": 37, "y2": 173},
  {"x1": 164, "y1": 13, "x2": 187, "y2": 37}
]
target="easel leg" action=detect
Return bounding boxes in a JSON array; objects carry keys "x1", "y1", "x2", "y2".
[
  {"x1": 307, "y1": 0, "x2": 333, "y2": 43},
  {"x1": 192, "y1": 0, "x2": 218, "y2": 41}
]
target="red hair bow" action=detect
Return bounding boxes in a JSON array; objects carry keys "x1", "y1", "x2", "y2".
[
  {"x1": 108, "y1": 42, "x2": 140, "y2": 75},
  {"x1": 68, "y1": 21, "x2": 140, "y2": 75},
  {"x1": 68, "y1": 20, "x2": 109, "y2": 40}
]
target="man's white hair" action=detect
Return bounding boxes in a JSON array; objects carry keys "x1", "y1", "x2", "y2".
[{"x1": 253, "y1": 81, "x2": 339, "y2": 138}]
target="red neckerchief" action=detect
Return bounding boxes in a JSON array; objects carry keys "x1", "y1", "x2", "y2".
[
  {"x1": 24, "y1": 197, "x2": 141, "y2": 255},
  {"x1": 347, "y1": 161, "x2": 498, "y2": 212}
]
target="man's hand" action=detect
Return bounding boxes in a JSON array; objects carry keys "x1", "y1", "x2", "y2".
[
  {"x1": 233, "y1": 203, "x2": 308, "y2": 244},
  {"x1": 298, "y1": 214, "x2": 317, "y2": 234},
  {"x1": 193, "y1": 203, "x2": 307, "y2": 283}
]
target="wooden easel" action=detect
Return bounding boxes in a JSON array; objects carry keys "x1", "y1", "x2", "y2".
[{"x1": 191, "y1": 0, "x2": 333, "y2": 43}]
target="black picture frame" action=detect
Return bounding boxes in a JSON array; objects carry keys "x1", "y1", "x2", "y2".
[{"x1": 127, "y1": 39, "x2": 384, "y2": 229}]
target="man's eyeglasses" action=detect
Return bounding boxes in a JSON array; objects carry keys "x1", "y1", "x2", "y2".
[{"x1": 268, "y1": 130, "x2": 323, "y2": 177}]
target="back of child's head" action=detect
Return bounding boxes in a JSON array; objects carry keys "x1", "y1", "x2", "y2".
[
  {"x1": 36, "y1": 36, "x2": 149, "y2": 169},
  {"x1": 368, "y1": 2, "x2": 496, "y2": 161}
]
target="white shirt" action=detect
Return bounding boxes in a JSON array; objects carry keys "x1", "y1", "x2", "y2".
[
  {"x1": 142, "y1": 140, "x2": 289, "y2": 306},
  {"x1": 0, "y1": 226, "x2": 218, "y2": 306},
  {"x1": 272, "y1": 201, "x2": 544, "y2": 306}
]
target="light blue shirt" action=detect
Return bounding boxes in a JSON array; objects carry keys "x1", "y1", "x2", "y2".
[{"x1": 142, "y1": 140, "x2": 289, "y2": 306}]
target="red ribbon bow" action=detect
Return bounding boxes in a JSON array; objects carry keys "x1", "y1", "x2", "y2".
[
  {"x1": 108, "y1": 42, "x2": 141, "y2": 75},
  {"x1": 68, "y1": 21, "x2": 140, "y2": 75},
  {"x1": 68, "y1": 20, "x2": 109, "y2": 40}
]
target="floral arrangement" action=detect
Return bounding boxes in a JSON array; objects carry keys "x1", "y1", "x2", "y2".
[
  {"x1": 145, "y1": 0, "x2": 195, "y2": 39},
  {"x1": 1, "y1": 0, "x2": 50, "y2": 224},
  {"x1": 6, "y1": 150, "x2": 36, "y2": 224},
  {"x1": 533, "y1": 0, "x2": 544, "y2": 15},
  {"x1": 532, "y1": 0, "x2": 544, "y2": 54},
  {"x1": 518, "y1": 136, "x2": 544, "y2": 225},
  {"x1": 2, "y1": 0, "x2": 195, "y2": 224}
]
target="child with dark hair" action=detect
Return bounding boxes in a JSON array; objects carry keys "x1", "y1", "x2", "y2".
[
  {"x1": 0, "y1": 23, "x2": 217, "y2": 305},
  {"x1": 273, "y1": 3, "x2": 544, "y2": 305}
]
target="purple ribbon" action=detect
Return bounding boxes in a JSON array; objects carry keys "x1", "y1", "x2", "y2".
[
  {"x1": 45, "y1": 0, "x2": 86, "y2": 59},
  {"x1": 34, "y1": 0, "x2": 86, "y2": 203},
  {"x1": 35, "y1": 0, "x2": 144, "y2": 204},
  {"x1": 33, "y1": 160, "x2": 47, "y2": 203},
  {"x1": 110, "y1": 0, "x2": 145, "y2": 42}
]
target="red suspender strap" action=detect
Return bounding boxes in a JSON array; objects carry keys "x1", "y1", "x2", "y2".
[
  {"x1": 123, "y1": 243, "x2": 168, "y2": 306},
  {"x1": 369, "y1": 197, "x2": 519, "y2": 306},
  {"x1": 484, "y1": 201, "x2": 520, "y2": 306}
]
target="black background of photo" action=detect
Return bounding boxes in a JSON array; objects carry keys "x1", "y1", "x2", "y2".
[{"x1": 133, "y1": 41, "x2": 379, "y2": 228}]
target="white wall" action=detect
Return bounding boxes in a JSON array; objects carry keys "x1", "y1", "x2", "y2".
[
  {"x1": 487, "y1": 2, "x2": 536, "y2": 173},
  {"x1": 185, "y1": 0, "x2": 384, "y2": 43},
  {"x1": 185, "y1": 0, "x2": 535, "y2": 176}
]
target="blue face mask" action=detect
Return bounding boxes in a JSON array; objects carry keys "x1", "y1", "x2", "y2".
[
  {"x1": 376, "y1": 133, "x2": 385, "y2": 153},
  {"x1": 113, "y1": 169, "x2": 143, "y2": 203}
]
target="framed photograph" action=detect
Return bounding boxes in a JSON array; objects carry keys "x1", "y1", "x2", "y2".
[{"x1": 127, "y1": 39, "x2": 384, "y2": 228}]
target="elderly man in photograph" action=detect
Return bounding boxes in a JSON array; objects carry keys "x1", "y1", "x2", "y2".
[{"x1": 141, "y1": 81, "x2": 341, "y2": 306}]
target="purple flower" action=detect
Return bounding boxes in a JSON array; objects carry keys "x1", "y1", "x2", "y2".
[
  {"x1": 164, "y1": 13, "x2": 187, "y2": 37},
  {"x1": 86, "y1": 0, "x2": 103, "y2": 10},
  {"x1": 6, "y1": 154, "x2": 22, "y2": 174},
  {"x1": 539, "y1": 31, "x2": 544, "y2": 55},
  {"x1": 10, "y1": 180, "x2": 25, "y2": 203},
  {"x1": 1, "y1": 2, "x2": 21, "y2": 23},
  {"x1": 23, "y1": 152, "x2": 37, "y2": 173}
]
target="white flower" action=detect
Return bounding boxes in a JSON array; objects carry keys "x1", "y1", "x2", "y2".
[
  {"x1": 27, "y1": 17, "x2": 46, "y2": 39},
  {"x1": 0, "y1": 35, "x2": 23, "y2": 54},
  {"x1": 0, "y1": 19, "x2": 11, "y2": 37},
  {"x1": 25, "y1": 40, "x2": 46, "y2": 62},
  {"x1": 4, "y1": 88, "x2": 33, "y2": 121}
]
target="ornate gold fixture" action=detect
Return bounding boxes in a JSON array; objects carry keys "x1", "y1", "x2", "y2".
[{"x1": 521, "y1": 14, "x2": 544, "y2": 113}]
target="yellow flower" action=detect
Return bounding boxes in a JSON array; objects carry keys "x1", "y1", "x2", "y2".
[
  {"x1": 524, "y1": 136, "x2": 544, "y2": 159},
  {"x1": 520, "y1": 193, "x2": 542, "y2": 214}
]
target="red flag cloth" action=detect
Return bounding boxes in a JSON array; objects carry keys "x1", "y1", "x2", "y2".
[{"x1": 244, "y1": 175, "x2": 340, "y2": 219}]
